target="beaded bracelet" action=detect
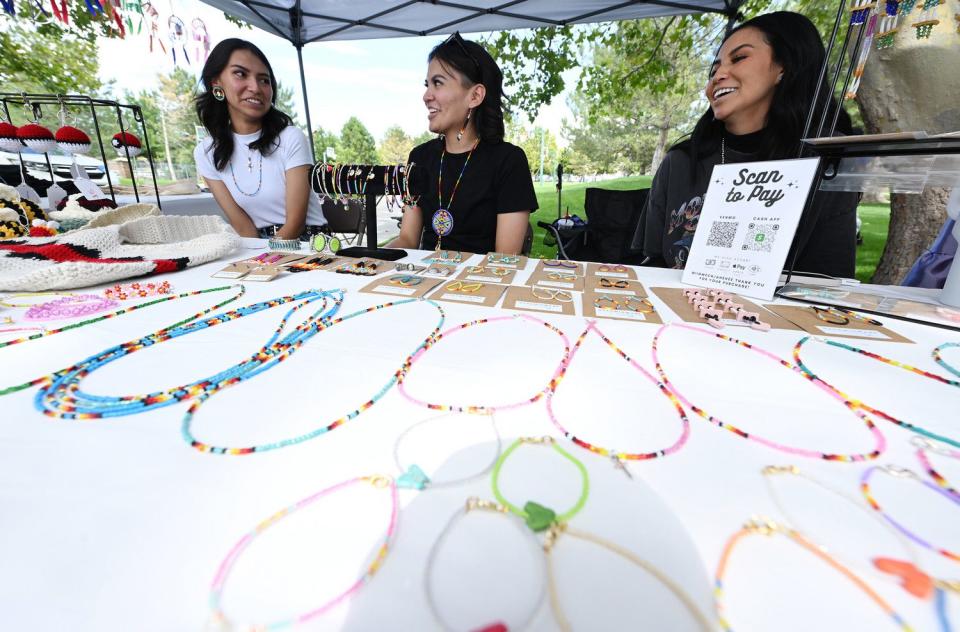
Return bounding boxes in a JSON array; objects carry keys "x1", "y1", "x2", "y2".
[
  {"x1": 424, "y1": 497, "x2": 547, "y2": 632},
  {"x1": 0, "y1": 325, "x2": 46, "y2": 337},
  {"x1": 445, "y1": 280, "x2": 483, "y2": 293},
  {"x1": 103, "y1": 281, "x2": 172, "y2": 301},
  {"x1": 599, "y1": 277, "x2": 629, "y2": 289},
  {"x1": 488, "y1": 253, "x2": 520, "y2": 265},
  {"x1": 933, "y1": 342, "x2": 960, "y2": 379},
  {"x1": 490, "y1": 437, "x2": 590, "y2": 533},
  {"x1": 861, "y1": 465, "x2": 960, "y2": 562},
  {"x1": 207, "y1": 475, "x2": 398, "y2": 630},
  {"x1": 0, "y1": 291, "x2": 77, "y2": 308},
  {"x1": 543, "y1": 259, "x2": 577, "y2": 269},
  {"x1": 546, "y1": 271, "x2": 577, "y2": 282},
  {"x1": 597, "y1": 264, "x2": 628, "y2": 273},
  {"x1": 397, "y1": 313, "x2": 571, "y2": 415},
  {"x1": 652, "y1": 324, "x2": 886, "y2": 461},
  {"x1": 913, "y1": 436, "x2": 960, "y2": 499},
  {"x1": 24, "y1": 294, "x2": 119, "y2": 321},
  {"x1": 466, "y1": 265, "x2": 509, "y2": 277},
  {"x1": 546, "y1": 321, "x2": 690, "y2": 463},
  {"x1": 392, "y1": 412, "x2": 501, "y2": 490},
  {"x1": 543, "y1": 522, "x2": 715, "y2": 632},
  {"x1": 594, "y1": 294, "x2": 654, "y2": 313},
  {"x1": 793, "y1": 336, "x2": 960, "y2": 449},
  {"x1": 715, "y1": 517, "x2": 913, "y2": 631}
]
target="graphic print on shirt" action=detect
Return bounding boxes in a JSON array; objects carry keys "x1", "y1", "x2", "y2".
[{"x1": 666, "y1": 195, "x2": 703, "y2": 267}]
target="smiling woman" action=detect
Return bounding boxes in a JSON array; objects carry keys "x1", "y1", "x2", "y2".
[
  {"x1": 640, "y1": 12, "x2": 861, "y2": 279},
  {"x1": 194, "y1": 38, "x2": 326, "y2": 241}
]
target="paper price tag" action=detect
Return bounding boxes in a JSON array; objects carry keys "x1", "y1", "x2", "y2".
[
  {"x1": 466, "y1": 275, "x2": 501, "y2": 283},
  {"x1": 374, "y1": 286, "x2": 418, "y2": 296},
  {"x1": 440, "y1": 293, "x2": 486, "y2": 303},
  {"x1": 596, "y1": 308, "x2": 647, "y2": 321},
  {"x1": 816, "y1": 326, "x2": 890, "y2": 339},
  {"x1": 595, "y1": 271, "x2": 628, "y2": 278},
  {"x1": 514, "y1": 301, "x2": 563, "y2": 313},
  {"x1": 538, "y1": 281, "x2": 575, "y2": 289},
  {"x1": 75, "y1": 177, "x2": 108, "y2": 200}
]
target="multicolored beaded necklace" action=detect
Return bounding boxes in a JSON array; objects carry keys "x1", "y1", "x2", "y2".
[
  {"x1": 207, "y1": 475, "x2": 398, "y2": 630},
  {"x1": 182, "y1": 297, "x2": 446, "y2": 455},
  {"x1": 397, "y1": 313, "x2": 571, "y2": 414},
  {"x1": 933, "y1": 342, "x2": 960, "y2": 379},
  {"x1": 861, "y1": 465, "x2": 960, "y2": 563},
  {"x1": 546, "y1": 321, "x2": 690, "y2": 463},
  {"x1": 652, "y1": 324, "x2": 886, "y2": 461},
  {"x1": 793, "y1": 336, "x2": 960, "y2": 449},
  {"x1": 913, "y1": 436, "x2": 960, "y2": 499}
]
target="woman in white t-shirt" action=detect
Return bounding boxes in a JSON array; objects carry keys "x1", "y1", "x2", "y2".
[{"x1": 194, "y1": 38, "x2": 325, "y2": 240}]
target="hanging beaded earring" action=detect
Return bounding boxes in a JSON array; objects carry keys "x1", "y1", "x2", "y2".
[
  {"x1": 212, "y1": 85, "x2": 225, "y2": 101},
  {"x1": 456, "y1": 109, "x2": 471, "y2": 142}
]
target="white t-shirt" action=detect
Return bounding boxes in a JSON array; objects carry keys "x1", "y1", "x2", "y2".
[{"x1": 194, "y1": 126, "x2": 325, "y2": 229}]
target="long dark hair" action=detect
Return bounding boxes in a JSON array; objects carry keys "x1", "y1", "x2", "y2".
[
  {"x1": 428, "y1": 35, "x2": 506, "y2": 143},
  {"x1": 195, "y1": 38, "x2": 292, "y2": 171},
  {"x1": 679, "y1": 11, "x2": 853, "y2": 164}
]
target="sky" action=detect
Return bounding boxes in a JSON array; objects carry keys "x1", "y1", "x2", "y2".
[{"x1": 96, "y1": 0, "x2": 579, "y2": 145}]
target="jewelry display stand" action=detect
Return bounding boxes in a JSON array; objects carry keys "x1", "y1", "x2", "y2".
[{"x1": 0, "y1": 93, "x2": 162, "y2": 209}]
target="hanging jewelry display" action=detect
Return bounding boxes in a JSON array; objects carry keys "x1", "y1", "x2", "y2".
[
  {"x1": 847, "y1": 14, "x2": 878, "y2": 99},
  {"x1": 191, "y1": 18, "x2": 210, "y2": 63},
  {"x1": 142, "y1": 2, "x2": 167, "y2": 55},
  {"x1": 911, "y1": 0, "x2": 944, "y2": 38},
  {"x1": 167, "y1": 14, "x2": 190, "y2": 66},
  {"x1": 877, "y1": 1, "x2": 901, "y2": 49},
  {"x1": 850, "y1": 0, "x2": 874, "y2": 25}
]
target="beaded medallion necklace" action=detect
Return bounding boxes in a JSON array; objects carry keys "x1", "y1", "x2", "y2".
[{"x1": 652, "y1": 324, "x2": 886, "y2": 461}]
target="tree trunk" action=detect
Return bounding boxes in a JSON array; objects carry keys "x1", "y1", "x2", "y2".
[
  {"x1": 854, "y1": 0, "x2": 960, "y2": 285},
  {"x1": 650, "y1": 124, "x2": 670, "y2": 175}
]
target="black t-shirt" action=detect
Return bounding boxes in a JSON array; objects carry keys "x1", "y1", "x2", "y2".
[
  {"x1": 640, "y1": 133, "x2": 859, "y2": 278},
  {"x1": 407, "y1": 138, "x2": 538, "y2": 253}
]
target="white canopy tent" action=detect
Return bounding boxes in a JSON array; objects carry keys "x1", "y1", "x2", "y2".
[{"x1": 194, "y1": 0, "x2": 743, "y2": 157}]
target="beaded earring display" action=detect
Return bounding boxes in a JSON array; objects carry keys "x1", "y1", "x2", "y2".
[
  {"x1": 911, "y1": 0, "x2": 943, "y2": 38},
  {"x1": 207, "y1": 475, "x2": 399, "y2": 631},
  {"x1": 653, "y1": 324, "x2": 887, "y2": 461},
  {"x1": 714, "y1": 517, "x2": 914, "y2": 632},
  {"x1": 546, "y1": 321, "x2": 691, "y2": 463},
  {"x1": 876, "y1": 0, "x2": 902, "y2": 49},
  {"x1": 793, "y1": 336, "x2": 960, "y2": 449}
]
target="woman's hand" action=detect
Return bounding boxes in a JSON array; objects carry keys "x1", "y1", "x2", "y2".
[
  {"x1": 205, "y1": 177, "x2": 259, "y2": 237},
  {"x1": 495, "y1": 211, "x2": 530, "y2": 255}
]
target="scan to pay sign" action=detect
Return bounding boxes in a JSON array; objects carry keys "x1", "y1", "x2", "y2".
[{"x1": 682, "y1": 158, "x2": 820, "y2": 301}]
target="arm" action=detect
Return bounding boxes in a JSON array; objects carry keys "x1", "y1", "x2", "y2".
[
  {"x1": 495, "y1": 211, "x2": 530, "y2": 255},
  {"x1": 387, "y1": 204, "x2": 423, "y2": 248},
  {"x1": 205, "y1": 177, "x2": 259, "y2": 237},
  {"x1": 276, "y1": 164, "x2": 311, "y2": 240}
]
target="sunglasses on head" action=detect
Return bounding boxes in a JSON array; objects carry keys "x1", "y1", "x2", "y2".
[{"x1": 442, "y1": 31, "x2": 482, "y2": 78}]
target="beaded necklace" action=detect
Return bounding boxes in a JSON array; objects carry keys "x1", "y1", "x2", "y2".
[
  {"x1": 0, "y1": 284, "x2": 244, "y2": 352},
  {"x1": 397, "y1": 313, "x2": 571, "y2": 414},
  {"x1": 933, "y1": 342, "x2": 960, "y2": 378},
  {"x1": 861, "y1": 465, "x2": 960, "y2": 563},
  {"x1": 913, "y1": 436, "x2": 960, "y2": 499},
  {"x1": 793, "y1": 336, "x2": 960, "y2": 449},
  {"x1": 207, "y1": 475, "x2": 398, "y2": 631},
  {"x1": 652, "y1": 324, "x2": 886, "y2": 461},
  {"x1": 714, "y1": 517, "x2": 913, "y2": 631},
  {"x1": 546, "y1": 321, "x2": 690, "y2": 464},
  {"x1": 182, "y1": 298, "x2": 446, "y2": 455}
]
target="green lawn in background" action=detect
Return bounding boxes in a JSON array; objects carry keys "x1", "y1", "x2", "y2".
[{"x1": 528, "y1": 176, "x2": 890, "y2": 283}]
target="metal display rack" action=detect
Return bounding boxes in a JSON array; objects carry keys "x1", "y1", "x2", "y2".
[{"x1": 0, "y1": 93, "x2": 162, "y2": 209}]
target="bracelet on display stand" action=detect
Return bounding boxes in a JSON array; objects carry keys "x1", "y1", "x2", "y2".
[{"x1": 714, "y1": 517, "x2": 913, "y2": 632}]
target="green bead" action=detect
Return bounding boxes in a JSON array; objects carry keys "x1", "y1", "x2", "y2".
[{"x1": 523, "y1": 501, "x2": 557, "y2": 532}]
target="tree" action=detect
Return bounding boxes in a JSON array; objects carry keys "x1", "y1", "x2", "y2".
[
  {"x1": 378, "y1": 126, "x2": 414, "y2": 164},
  {"x1": 312, "y1": 127, "x2": 339, "y2": 162},
  {"x1": 413, "y1": 131, "x2": 435, "y2": 146},
  {"x1": 336, "y1": 117, "x2": 378, "y2": 164},
  {"x1": 0, "y1": 22, "x2": 102, "y2": 95},
  {"x1": 274, "y1": 82, "x2": 301, "y2": 128},
  {"x1": 506, "y1": 121, "x2": 560, "y2": 179}
]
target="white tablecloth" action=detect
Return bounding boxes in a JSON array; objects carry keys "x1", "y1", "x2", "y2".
[{"x1": 1, "y1": 243, "x2": 958, "y2": 631}]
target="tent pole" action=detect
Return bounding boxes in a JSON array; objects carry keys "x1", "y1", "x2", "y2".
[{"x1": 296, "y1": 44, "x2": 317, "y2": 162}]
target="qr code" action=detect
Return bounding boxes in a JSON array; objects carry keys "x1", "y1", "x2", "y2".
[
  {"x1": 742, "y1": 222, "x2": 780, "y2": 252},
  {"x1": 706, "y1": 221, "x2": 738, "y2": 248}
]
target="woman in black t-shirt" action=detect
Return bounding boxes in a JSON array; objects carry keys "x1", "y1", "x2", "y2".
[
  {"x1": 643, "y1": 12, "x2": 859, "y2": 278},
  {"x1": 388, "y1": 33, "x2": 537, "y2": 255}
]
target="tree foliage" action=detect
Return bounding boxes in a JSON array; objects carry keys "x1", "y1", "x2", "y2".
[
  {"x1": 336, "y1": 117, "x2": 378, "y2": 164},
  {"x1": 274, "y1": 82, "x2": 301, "y2": 128},
  {"x1": 505, "y1": 120, "x2": 560, "y2": 179},
  {"x1": 312, "y1": 127, "x2": 339, "y2": 162},
  {"x1": 378, "y1": 125, "x2": 414, "y2": 164}
]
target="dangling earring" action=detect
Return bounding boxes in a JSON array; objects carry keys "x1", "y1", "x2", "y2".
[
  {"x1": 456, "y1": 109, "x2": 471, "y2": 142},
  {"x1": 212, "y1": 86, "x2": 225, "y2": 101}
]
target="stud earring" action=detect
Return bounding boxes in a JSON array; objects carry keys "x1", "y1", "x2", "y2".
[{"x1": 212, "y1": 86, "x2": 225, "y2": 101}]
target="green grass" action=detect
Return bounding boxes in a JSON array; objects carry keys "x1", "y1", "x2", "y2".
[{"x1": 528, "y1": 175, "x2": 890, "y2": 282}]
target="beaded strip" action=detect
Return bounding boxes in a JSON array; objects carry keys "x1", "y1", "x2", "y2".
[
  {"x1": 103, "y1": 280, "x2": 172, "y2": 300},
  {"x1": 207, "y1": 475, "x2": 398, "y2": 630},
  {"x1": 913, "y1": 436, "x2": 960, "y2": 499},
  {"x1": 793, "y1": 336, "x2": 960, "y2": 449},
  {"x1": 0, "y1": 291, "x2": 78, "y2": 308},
  {"x1": 0, "y1": 285, "x2": 244, "y2": 352},
  {"x1": 543, "y1": 522, "x2": 715, "y2": 632},
  {"x1": 397, "y1": 313, "x2": 571, "y2": 414},
  {"x1": 652, "y1": 324, "x2": 886, "y2": 461},
  {"x1": 24, "y1": 294, "x2": 118, "y2": 321},
  {"x1": 491, "y1": 436, "x2": 590, "y2": 532},
  {"x1": 714, "y1": 517, "x2": 913, "y2": 631},
  {"x1": 182, "y1": 297, "x2": 446, "y2": 455},
  {"x1": 424, "y1": 497, "x2": 546, "y2": 632},
  {"x1": 861, "y1": 465, "x2": 960, "y2": 562},
  {"x1": 546, "y1": 321, "x2": 690, "y2": 462},
  {"x1": 934, "y1": 342, "x2": 960, "y2": 379}
]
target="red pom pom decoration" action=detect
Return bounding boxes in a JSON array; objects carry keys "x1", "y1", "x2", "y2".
[
  {"x1": 55, "y1": 126, "x2": 92, "y2": 155},
  {"x1": 16, "y1": 123, "x2": 57, "y2": 153},
  {"x1": 111, "y1": 132, "x2": 142, "y2": 157},
  {"x1": 0, "y1": 121, "x2": 21, "y2": 152}
]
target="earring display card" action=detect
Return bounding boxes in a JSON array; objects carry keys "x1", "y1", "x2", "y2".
[
  {"x1": 651, "y1": 287, "x2": 801, "y2": 331},
  {"x1": 456, "y1": 265, "x2": 517, "y2": 285},
  {"x1": 526, "y1": 269, "x2": 585, "y2": 293},
  {"x1": 211, "y1": 262, "x2": 257, "y2": 279},
  {"x1": 584, "y1": 276, "x2": 648, "y2": 297},
  {"x1": 535, "y1": 259, "x2": 584, "y2": 277},
  {"x1": 483, "y1": 252, "x2": 528, "y2": 269},
  {"x1": 359, "y1": 275, "x2": 444, "y2": 299},
  {"x1": 427, "y1": 280, "x2": 507, "y2": 307},
  {"x1": 583, "y1": 289, "x2": 663, "y2": 324},
  {"x1": 421, "y1": 251, "x2": 472, "y2": 266},
  {"x1": 243, "y1": 265, "x2": 283, "y2": 282},
  {"x1": 501, "y1": 286, "x2": 578, "y2": 316},
  {"x1": 285, "y1": 256, "x2": 340, "y2": 273},
  {"x1": 585, "y1": 263, "x2": 639, "y2": 281},
  {"x1": 763, "y1": 305, "x2": 912, "y2": 343},
  {"x1": 421, "y1": 263, "x2": 459, "y2": 278}
]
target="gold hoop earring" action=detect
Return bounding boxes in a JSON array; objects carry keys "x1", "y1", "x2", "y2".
[{"x1": 212, "y1": 86, "x2": 225, "y2": 101}]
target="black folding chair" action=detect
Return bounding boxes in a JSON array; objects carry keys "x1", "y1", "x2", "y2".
[
  {"x1": 539, "y1": 187, "x2": 649, "y2": 262},
  {"x1": 322, "y1": 198, "x2": 366, "y2": 246}
]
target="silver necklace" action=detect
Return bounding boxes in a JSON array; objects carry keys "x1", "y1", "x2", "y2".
[
  {"x1": 230, "y1": 147, "x2": 262, "y2": 197},
  {"x1": 721, "y1": 135, "x2": 726, "y2": 165}
]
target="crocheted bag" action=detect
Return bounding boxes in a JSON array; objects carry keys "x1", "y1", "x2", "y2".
[{"x1": 0, "y1": 215, "x2": 240, "y2": 290}]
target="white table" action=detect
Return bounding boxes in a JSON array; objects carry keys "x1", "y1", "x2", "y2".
[{"x1": 1, "y1": 245, "x2": 958, "y2": 631}]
